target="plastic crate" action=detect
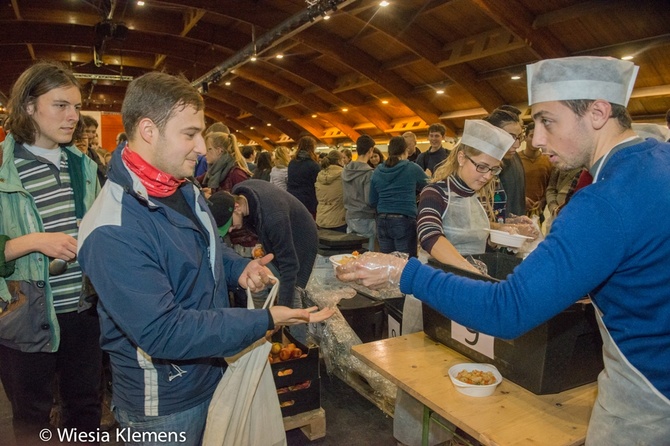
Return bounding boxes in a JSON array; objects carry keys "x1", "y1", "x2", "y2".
[
  {"x1": 337, "y1": 293, "x2": 385, "y2": 343},
  {"x1": 423, "y1": 253, "x2": 604, "y2": 395}
]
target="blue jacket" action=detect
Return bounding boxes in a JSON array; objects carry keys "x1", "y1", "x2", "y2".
[
  {"x1": 369, "y1": 160, "x2": 428, "y2": 217},
  {"x1": 401, "y1": 138, "x2": 670, "y2": 399},
  {"x1": 0, "y1": 135, "x2": 99, "y2": 353},
  {"x1": 78, "y1": 148, "x2": 271, "y2": 416}
]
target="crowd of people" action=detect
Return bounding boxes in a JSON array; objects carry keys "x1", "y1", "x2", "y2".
[{"x1": 1, "y1": 54, "x2": 669, "y2": 446}]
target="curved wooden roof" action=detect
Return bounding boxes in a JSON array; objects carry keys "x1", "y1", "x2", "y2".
[{"x1": 1, "y1": 0, "x2": 669, "y2": 149}]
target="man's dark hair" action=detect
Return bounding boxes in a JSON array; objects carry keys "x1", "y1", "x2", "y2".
[
  {"x1": 355, "y1": 135, "x2": 375, "y2": 156},
  {"x1": 563, "y1": 100, "x2": 632, "y2": 129},
  {"x1": 6, "y1": 61, "x2": 80, "y2": 145},
  {"x1": 428, "y1": 123, "x2": 446, "y2": 136},
  {"x1": 241, "y1": 145, "x2": 255, "y2": 159},
  {"x1": 122, "y1": 71, "x2": 204, "y2": 140},
  {"x1": 81, "y1": 114, "x2": 98, "y2": 128},
  {"x1": 665, "y1": 108, "x2": 670, "y2": 126},
  {"x1": 484, "y1": 108, "x2": 520, "y2": 128}
]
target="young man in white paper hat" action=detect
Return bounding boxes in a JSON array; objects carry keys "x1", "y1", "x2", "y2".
[{"x1": 336, "y1": 56, "x2": 670, "y2": 445}]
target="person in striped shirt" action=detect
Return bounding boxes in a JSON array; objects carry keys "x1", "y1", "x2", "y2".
[{"x1": 0, "y1": 61, "x2": 102, "y2": 438}]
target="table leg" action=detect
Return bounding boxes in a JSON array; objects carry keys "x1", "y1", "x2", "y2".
[{"x1": 422, "y1": 405, "x2": 431, "y2": 446}]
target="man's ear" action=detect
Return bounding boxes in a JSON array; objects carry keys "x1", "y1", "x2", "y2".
[
  {"x1": 137, "y1": 118, "x2": 156, "y2": 143},
  {"x1": 589, "y1": 100, "x2": 613, "y2": 131}
]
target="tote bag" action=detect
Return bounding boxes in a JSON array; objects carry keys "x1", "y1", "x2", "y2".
[{"x1": 203, "y1": 279, "x2": 287, "y2": 446}]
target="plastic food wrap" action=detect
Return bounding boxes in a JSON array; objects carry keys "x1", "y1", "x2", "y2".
[{"x1": 303, "y1": 285, "x2": 397, "y2": 411}]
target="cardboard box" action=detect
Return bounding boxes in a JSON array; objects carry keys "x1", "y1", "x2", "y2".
[{"x1": 423, "y1": 253, "x2": 604, "y2": 395}]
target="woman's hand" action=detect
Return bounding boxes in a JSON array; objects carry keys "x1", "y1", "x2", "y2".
[{"x1": 335, "y1": 252, "x2": 408, "y2": 289}]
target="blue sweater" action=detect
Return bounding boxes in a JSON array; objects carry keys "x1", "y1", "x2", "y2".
[
  {"x1": 369, "y1": 160, "x2": 428, "y2": 217},
  {"x1": 400, "y1": 138, "x2": 670, "y2": 399},
  {"x1": 78, "y1": 149, "x2": 271, "y2": 416}
]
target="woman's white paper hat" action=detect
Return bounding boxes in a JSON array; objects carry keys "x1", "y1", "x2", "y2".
[
  {"x1": 632, "y1": 123, "x2": 670, "y2": 142},
  {"x1": 527, "y1": 56, "x2": 638, "y2": 106},
  {"x1": 461, "y1": 120, "x2": 515, "y2": 161}
]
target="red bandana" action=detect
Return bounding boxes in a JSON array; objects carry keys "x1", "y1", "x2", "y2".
[{"x1": 122, "y1": 147, "x2": 185, "y2": 197}]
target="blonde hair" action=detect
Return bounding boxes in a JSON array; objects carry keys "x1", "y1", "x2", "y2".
[
  {"x1": 273, "y1": 146, "x2": 291, "y2": 168},
  {"x1": 206, "y1": 131, "x2": 252, "y2": 176},
  {"x1": 432, "y1": 143, "x2": 497, "y2": 221}
]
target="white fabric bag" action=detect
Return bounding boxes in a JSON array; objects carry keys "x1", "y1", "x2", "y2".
[{"x1": 203, "y1": 280, "x2": 287, "y2": 446}]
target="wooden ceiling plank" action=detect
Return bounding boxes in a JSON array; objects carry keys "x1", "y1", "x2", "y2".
[
  {"x1": 154, "y1": 8, "x2": 206, "y2": 69},
  {"x1": 297, "y1": 28, "x2": 444, "y2": 130},
  {"x1": 438, "y1": 28, "x2": 526, "y2": 68},
  {"x1": 532, "y1": 0, "x2": 629, "y2": 29},
  {"x1": 469, "y1": 0, "x2": 570, "y2": 59},
  {"x1": 347, "y1": 10, "x2": 505, "y2": 116},
  {"x1": 208, "y1": 85, "x2": 303, "y2": 141}
]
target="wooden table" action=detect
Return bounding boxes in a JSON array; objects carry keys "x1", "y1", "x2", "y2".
[{"x1": 351, "y1": 332, "x2": 597, "y2": 446}]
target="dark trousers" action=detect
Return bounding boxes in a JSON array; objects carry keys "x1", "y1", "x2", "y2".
[
  {"x1": 376, "y1": 214, "x2": 418, "y2": 258},
  {"x1": 0, "y1": 307, "x2": 102, "y2": 433}
]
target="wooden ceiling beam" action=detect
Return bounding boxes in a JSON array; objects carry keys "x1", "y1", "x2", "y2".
[
  {"x1": 207, "y1": 85, "x2": 303, "y2": 141},
  {"x1": 469, "y1": 0, "x2": 570, "y2": 59},
  {"x1": 346, "y1": 10, "x2": 504, "y2": 121},
  {"x1": 437, "y1": 28, "x2": 527, "y2": 68},
  {"x1": 532, "y1": 0, "x2": 629, "y2": 29},
  {"x1": 233, "y1": 65, "x2": 360, "y2": 142},
  {"x1": 296, "y1": 28, "x2": 444, "y2": 132},
  {"x1": 154, "y1": 8, "x2": 206, "y2": 69}
]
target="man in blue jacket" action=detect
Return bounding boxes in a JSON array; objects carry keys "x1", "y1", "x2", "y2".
[
  {"x1": 77, "y1": 71, "x2": 332, "y2": 444},
  {"x1": 338, "y1": 56, "x2": 670, "y2": 445}
]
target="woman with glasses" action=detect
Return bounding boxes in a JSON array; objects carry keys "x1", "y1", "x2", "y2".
[{"x1": 418, "y1": 120, "x2": 526, "y2": 273}]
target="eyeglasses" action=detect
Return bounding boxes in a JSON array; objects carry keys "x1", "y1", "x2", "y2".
[
  {"x1": 509, "y1": 131, "x2": 525, "y2": 142},
  {"x1": 464, "y1": 154, "x2": 502, "y2": 175}
]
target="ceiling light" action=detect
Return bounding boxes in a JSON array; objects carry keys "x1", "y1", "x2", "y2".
[
  {"x1": 137, "y1": 1, "x2": 145, "y2": 5},
  {"x1": 341, "y1": 108, "x2": 348, "y2": 112},
  {"x1": 276, "y1": 54, "x2": 284, "y2": 59},
  {"x1": 511, "y1": 75, "x2": 521, "y2": 80},
  {"x1": 250, "y1": 55, "x2": 257, "y2": 62},
  {"x1": 436, "y1": 89, "x2": 445, "y2": 95},
  {"x1": 323, "y1": 15, "x2": 330, "y2": 20},
  {"x1": 381, "y1": 100, "x2": 389, "y2": 104},
  {"x1": 267, "y1": 123, "x2": 272, "y2": 126},
  {"x1": 621, "y1": 55, "x2": 634, "y2": 60},
  {"x1": 250, "y1": 126, "x2": 255, "y2": 130},
  {"x1": 225, "y1": 81, "x2": 231, "y2": 86},
  {"x1": 379, "y1": 1, "x2": 390, "y2": 6},
  {"x1": 311, "y1": 114, "x2": 317, "y2": 118}
]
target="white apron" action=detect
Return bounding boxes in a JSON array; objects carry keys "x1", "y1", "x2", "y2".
[
  {"x1": 586, "y1": 303, "x2": 670, "y2": 445},
  {"x1": 441, "y1": 180, "x2": 490, "y2": 255}
]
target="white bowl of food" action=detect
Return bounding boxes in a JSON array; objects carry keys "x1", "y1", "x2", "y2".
[
  {"x1": 329, "y1": 252, "x2": 360, "y2": 272},
  {"x1": 487, "y1": 229, "x2": 532, "y2": 249},
  {"x1": 448, "y1": 363, "x2": 503, "y2": 397}
]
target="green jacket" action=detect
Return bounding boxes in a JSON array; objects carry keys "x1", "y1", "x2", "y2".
[{"x1": 0, "y1": 134, "x2": 99, "y2": 353}]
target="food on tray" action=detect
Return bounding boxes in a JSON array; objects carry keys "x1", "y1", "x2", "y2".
[
  {"x1": 455, "y1": 369, "x2": 497, "y2": 385},
  {"x1": 331, "y1": 251, "x2": 360, "y2": 266}
]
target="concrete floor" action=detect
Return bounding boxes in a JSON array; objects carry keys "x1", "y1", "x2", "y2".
[{"x1": 0, "y1": 370, "x2": 396, "y2": 446}]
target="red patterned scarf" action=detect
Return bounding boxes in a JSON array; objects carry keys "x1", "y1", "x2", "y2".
[{"x1": 122, "y1": 147, "x2": 185, "y2": 197}]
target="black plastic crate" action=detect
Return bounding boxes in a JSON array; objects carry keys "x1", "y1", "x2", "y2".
[
  {"x1": 423, "y1": 253, "x2": 604, "y2": 395},
  {"x1": 337, "y1": 293, "x2": 385, "y2": 343},
  {"x1": 385, "y1": 297, "x2": 405, "y2": 338},
  {"x1": 277, "y1": 378, "x2": 320, "y2": 418}
]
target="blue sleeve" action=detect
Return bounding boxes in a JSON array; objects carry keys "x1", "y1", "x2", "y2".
[
  {"x1": 368, "y1": 174, "x2": 379, "y2": 207},
  {"x1": 79, "y1": 226, "x2": 269, "y2": 360},
  {"x1": 400, "y1": 191, "x2": 626, "y2": 339}
]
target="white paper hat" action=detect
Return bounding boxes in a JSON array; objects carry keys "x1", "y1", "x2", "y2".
[
  {"x1": 527, "y1": 56, "x2": 639, "y2": 106},
  {"x1": 460, "y1": 120, "x2": 515, "y2": 161},
  {"x1": 632, "y1": 123, "x2": 670, "y2": 142}
]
